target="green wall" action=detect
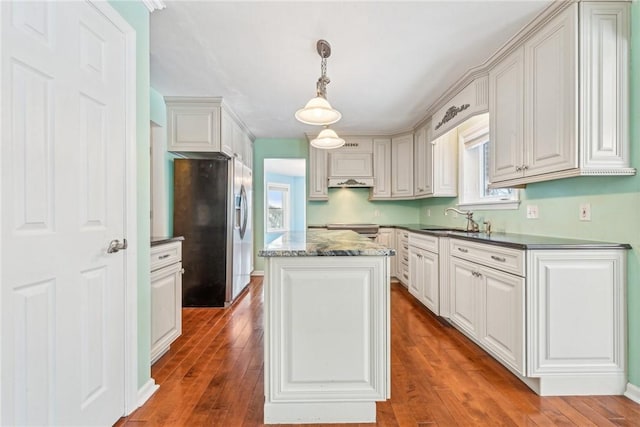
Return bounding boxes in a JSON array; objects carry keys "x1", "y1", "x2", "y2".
[{"x1": 108, "y1": 0, "x2": 152, "y2": 390}]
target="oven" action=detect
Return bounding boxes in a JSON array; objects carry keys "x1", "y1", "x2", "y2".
[{"x1": 326, "y1": 223, "x2": 380, "y2": 240}]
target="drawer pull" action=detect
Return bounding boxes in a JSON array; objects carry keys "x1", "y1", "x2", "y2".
[
  {"x1": 403, "y1": 257, "x2": 408, "y2": 262},
  {"x1": 403, "y1": 246, "x2": 408, "y2": 250},
  {"x1": 457, "y1": 247, "x2": 469, "y2": 253},
  {"x1": 158, "y1": 254, "x2": 170, "y2": 260},
  {"x1": 491, "y1": 255, "x2": 506, "y2": 262},
  {"x1": 403, "y1": 273, "x2": 409, "y2": 279}
]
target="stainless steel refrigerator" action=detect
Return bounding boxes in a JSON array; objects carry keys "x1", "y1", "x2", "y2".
[{"x1": 173, "y1": 157, "x2": 252, "y2": 307}]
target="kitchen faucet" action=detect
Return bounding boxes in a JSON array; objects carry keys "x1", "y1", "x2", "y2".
[{"x1": 445, "y1": 207, "x2": 480, "y2": 232}]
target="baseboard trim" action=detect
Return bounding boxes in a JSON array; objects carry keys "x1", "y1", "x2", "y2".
[
  {"x1": 252, "y1": 270, "x2": 265, "y2": 277},
  {"x1": 625, "y1": 382, "x2": 640, "y2": 404},
  {"x1": 137, "y1": 378, "x2": 159, "y2": 408}
]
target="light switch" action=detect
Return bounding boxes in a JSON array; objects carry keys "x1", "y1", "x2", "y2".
[
  {"x1": 526, "y1": 205, "x2": 539, "y2": 219},
  {"x1": 579, "y1": 203, "x2": 591, "y2": 221}
]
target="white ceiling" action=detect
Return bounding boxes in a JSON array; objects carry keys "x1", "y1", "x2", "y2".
[{"x1": 150, "y1": 1, "x2": 552, "y2": 139}]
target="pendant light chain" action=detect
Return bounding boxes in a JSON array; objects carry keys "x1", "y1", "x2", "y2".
[{"x1": 316, "y1": 54, "x2": 330, "y2": 98}]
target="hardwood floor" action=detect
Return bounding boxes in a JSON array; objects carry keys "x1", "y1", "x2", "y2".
[{"x1": 116, "y1": 277, "x2": 640, "y2": 426}]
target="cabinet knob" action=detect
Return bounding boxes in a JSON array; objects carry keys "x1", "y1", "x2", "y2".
[
  {"x1": 522, "y1": 165, "x2": 529, "y2": 171},
  {"x1": 515, "y1": 166, "x2": 522, "y2": 172}
]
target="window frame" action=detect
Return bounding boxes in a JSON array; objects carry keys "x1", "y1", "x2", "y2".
[
  {"x1": 265, "y1": 182, "x2": 291, "y2": 233},
  {"x1": 457, "y1": 114, "x2": 519, "y2": 211}
]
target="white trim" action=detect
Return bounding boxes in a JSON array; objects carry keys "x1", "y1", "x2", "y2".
[
  {"x1": 0, "y1": 1, "x2": 4, "y2": 421},
  {"x1": 137, "y1": 379, "x2": 159, "y2": 408},
  {"x1": 251, "y1": 271, "x2": 265, "y2": 277},
  {"x1": 625, "y1": 383, "x2": 640, "y2": 404},
  {"x1": 89, "y1": 1, "x2": 139, "y2": 417},
  {"x1": 141, "y1": 0, "x2": 166, "y2": 12},
  {"x1": 457, "y1": 200, "x2": 521, "y2": 211}
]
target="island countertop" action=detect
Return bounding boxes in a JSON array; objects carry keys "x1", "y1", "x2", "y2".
[{"x1": 258, "y1": 230, "x2": 396, "y2": 257}]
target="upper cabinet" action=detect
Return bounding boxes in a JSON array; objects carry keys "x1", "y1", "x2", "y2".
[
  {"x1": 391, "y1": 133, "x2": 414, "y2": 198},
  {"x1": 414, "y1": 120, "x2": 457, "y2": 199},
  {"x1": 489, "y1": 2, "x2": 633, "y2": 188},
  {"x1": 371, "y1": 138, "x2": 392, "y2": 199},
  {"x1": 166, "y1": 97, "x2": 254, "y2": 164},
  {"x1": 308, "y1": 146, "x2": 329, "y2": 201},
  {"x1": 327, "y1": 138, "x2": 374, "y2": 187}
]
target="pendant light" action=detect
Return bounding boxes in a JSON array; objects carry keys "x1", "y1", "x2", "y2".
[
  {"x1": 295, "y1": 40, "x2": 342, "y2": 126},
  {"x1": 310, "y1": 127, "x2": 345, "y2": 149}
]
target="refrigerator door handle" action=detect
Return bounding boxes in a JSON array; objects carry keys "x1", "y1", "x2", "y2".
[{"x1": 240, "y1": 184, "x2": 248, "y2": 239}]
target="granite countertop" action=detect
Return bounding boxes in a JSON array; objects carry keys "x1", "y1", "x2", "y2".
[
  {"x1": 307, "y1": 224, "x2": 631, "y2": 250},
  {"x1": 258, "y1": 230, "x2": 396, "y2": 257},
  {"x1": 151, "y1": 236, "x2": 185, "y2": 247}
]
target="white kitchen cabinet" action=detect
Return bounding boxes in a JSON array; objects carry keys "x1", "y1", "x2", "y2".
[
  {"x1": 150, "y1": 240, "x2": 183, "y2": 364},
  {"x1": 449, "y1": 237, "x2": 626, "y2": 395},
  {"x1": 431, "y1": 129, "x2": 458, "y2": 197},
  {"x1": 489, "y1": 47, "x2": 525, "y2": 183},
  {"x1": 376, "y1": 228, "x2": 396, "y2": 279},
  {"x1": 489, "y1": 2, "x2": 633, "y2": 187},
  {"x1": 308, "y1": 146, "x2": 328, "y2": 200},
  {"x1": 450, "y1": 244, "x2": 526, "y2": 375},
  {"x1": 413, "y1": 123, "x2": 432, "y2": 197},
  {"x1": 391, "y1": 133, "x2": 414, "y2": 198},
  {"x1": 166, "y1": 97, "x2": 254, "y2": 160},
  {"x1": 409, "y1": 246, "x2": 439, "y2": 314},
  {"x1": 371, "y1": 138, "x2": 392, "y2": 199},
  {"x1": 527, "y1": 250, "x2": 625, "y2": 384},
  {"x1": 408, "y1": 232, "x2": 440, "y2": 315}
]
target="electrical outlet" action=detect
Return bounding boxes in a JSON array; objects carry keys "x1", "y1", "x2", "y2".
[
  {"x1": 526, "y1": 205, "x2": 539, "y2": 219},
  {"x1": 374, "y1": 209, "x2": 380, "y2": 218},
  {"x1": 579, "y1": 203, "x2": 591, "y2": 221},
  {"x1": 426, "y1": 208, "x2": 431, "y2": 217}
]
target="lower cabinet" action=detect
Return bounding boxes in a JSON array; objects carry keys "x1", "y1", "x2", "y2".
[
  {"x1": 449, "y1": 257, "x2": 525, "y2": 374},
  {"x1": 409, "y1": 246, "x2": 439, "y2": 314},
  {"x1": 150, "y1": 241, "x2": 184, "y2": 364},
  {"x1": 449, "y1": 239, "x2": 626, "y2": 395},
  {"x1": 396, "y1": 230, "x2": 410, "y2": 287},
  {"x1": 376, "y1": 227, "x2": 396, "y2": 279}
]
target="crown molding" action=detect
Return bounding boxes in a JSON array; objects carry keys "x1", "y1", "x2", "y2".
[{"x1": 142, "y1": 0, "x2": 166, "y2": 13}]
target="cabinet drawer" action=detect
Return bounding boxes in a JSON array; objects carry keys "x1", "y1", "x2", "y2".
[
  {"x1": 409, "y1": 232, "x2": 438, "y2": 253},
  {"x1": 151, "y1": 241, "x2": 182, "y2": 271},
  {"x1": 450, "y1": 239, "x2": 524, "y2": 276}
]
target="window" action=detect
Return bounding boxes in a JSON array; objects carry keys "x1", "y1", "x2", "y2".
[
  {"x1": 458, "y1": 114, "x2": 519, "y2": 210},
  {"x1": 266, "y1": 183, "x2": 290, "y2": 232}
]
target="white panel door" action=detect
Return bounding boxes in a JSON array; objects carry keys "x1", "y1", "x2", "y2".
[
  {"x1": 480, "y1": 267, "x2": 525, "y2": 374},
  {"x1": 1, "y1": 1, "x2": 129, "y2": 425},
  {"x1": 371, "y1": 138, "x2": 391, "y2": 198},
  {"x1": 419, "y1": 250, "x2": 439, "y2": 315},
  {"x1": 489, "y1": 47, "x2": 525, "y2": 183},
  {"x1": 449, "y1": 258, "x2": 480, "y2": 339},
  {"x1": 524, "y1": 4, "x2": 578, "y2": 176},
  {"x1": 391, "y1": 134, "x2": 414, "y2": 198}
]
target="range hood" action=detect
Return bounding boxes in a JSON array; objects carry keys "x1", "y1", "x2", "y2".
[{"x1": 328, "y1": 177, "x2": 375, "y2": 187}]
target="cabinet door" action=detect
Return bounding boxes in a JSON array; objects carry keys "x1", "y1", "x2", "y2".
[
  {"x1": 489, "y1": 47, "x2": 525, "y2": 183},
  {"x1": 408, "y1": 248, "x2": 422, "y2": 299},
  {"x1": 527, "y1": 250, "x2": 625, "y2": 376},
  {"x1": 480, "y1": 267, "x2": 525, "y2": 374},
  {"x1": 151, "y1": 263, "x2": 183, "y2": 364},
  {"x1": 413, "y1": 125, "x2": 432, "y2": 197},
  {"x1": 420, "y1": 250, "x2": 439, "y2": 315},
  {"x1": 524, "y1": 4, "x2": 578, "y2": 176},
  {"x1": 449, "y1": 257, "x2": 480, "y2": 339},
  {"x1": 391, "y1": 134, "x2": 414, "y2": 198},
  {"x1": 167, "y1": 104, "x2": 221, "y2": 152},
  {"x1": 372, "y1": 139, "x2": 392, "y2": 198},
  {"x1": 432, "y1": 129, "x2": 457, "y2": 196},
  {"x1": 308, "y1": 146, "x2": 328, "y2": 200}
]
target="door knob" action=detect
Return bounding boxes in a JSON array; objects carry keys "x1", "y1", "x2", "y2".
[{"x1": 107, "y1": 239, "x2": 128, "y2": 254}]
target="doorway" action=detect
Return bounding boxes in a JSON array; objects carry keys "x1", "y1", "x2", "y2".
[{"x1": 263, "y1": 159, "x2": 306, "y2": 245}]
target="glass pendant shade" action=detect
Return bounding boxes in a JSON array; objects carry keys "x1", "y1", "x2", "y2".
[
  {"x1": 295, "y1": 96, "x2": 342, "y2": 125},
  {"x1": 310, "y1": 128, "x2": 345, "y2": 149}
]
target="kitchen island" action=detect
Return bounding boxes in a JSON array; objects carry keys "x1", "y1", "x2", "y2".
[{"x1": 258, "y1": 230, "x2": 395, "y2": 424}]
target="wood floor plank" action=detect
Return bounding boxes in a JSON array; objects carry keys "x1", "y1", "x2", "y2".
[{"x1": 116, "y1": 279, "x2": 640, "y2": 427}]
